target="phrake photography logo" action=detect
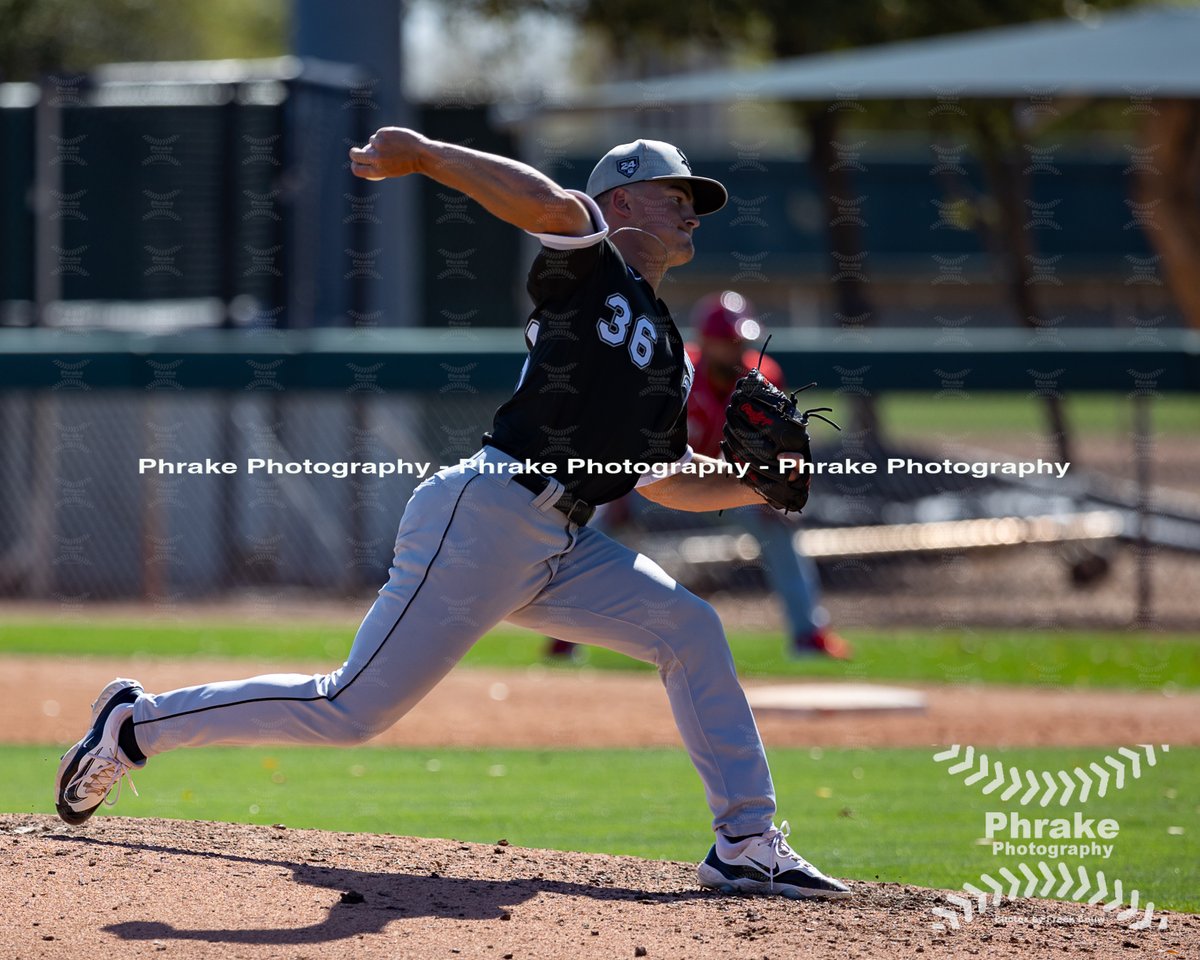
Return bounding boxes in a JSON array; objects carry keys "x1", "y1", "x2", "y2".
[{"x1": 928, "y1": 745, "x2": 1171, "y2": 933}]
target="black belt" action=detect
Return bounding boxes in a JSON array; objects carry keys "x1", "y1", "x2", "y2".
[{"x1": 511, "y1": 471, "x2": 595, "y2": 526}]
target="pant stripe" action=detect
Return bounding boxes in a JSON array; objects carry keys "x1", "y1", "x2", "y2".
[{"x1": 133, "y1": 473, "x2": 483, "y2": 731}]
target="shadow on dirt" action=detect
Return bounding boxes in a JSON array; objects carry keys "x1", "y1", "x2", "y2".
[{"x1": 52, "y1": 831, "x2": 716, "y2": 946}]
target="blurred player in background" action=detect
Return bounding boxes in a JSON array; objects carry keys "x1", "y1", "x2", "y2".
[
  {"x1": 686, "y1": 291, "x2": 850, "y2": 659},
  {"x1": 549, "y1": 291, "x2": 850, "y2": 661}
]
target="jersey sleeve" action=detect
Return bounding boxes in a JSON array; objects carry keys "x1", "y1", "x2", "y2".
[
  {"x1": 526, "y1": 190, "x2": 611, "y2": 303},
  {"x1": 634, "y1": 445, "x2": 695, "y2": 488},
  {"x1": 525, "y1": 190, "x2": 607, "y2": 250}
]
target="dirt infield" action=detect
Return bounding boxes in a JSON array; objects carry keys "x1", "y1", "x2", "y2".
[
  {"x1": 9, "y1": 653, "x2": 1198, "y2": 958},
  {"x1": 8, "y1": 655, "x2": 1198, "y2": 751},
  {"x1": 3, "y1": 815, "x2": 1194, "y2": 960}
]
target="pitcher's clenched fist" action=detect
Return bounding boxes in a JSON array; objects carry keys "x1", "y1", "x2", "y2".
[{"x1": 349, "y1": 127, "x2": 429, "y2": 181}]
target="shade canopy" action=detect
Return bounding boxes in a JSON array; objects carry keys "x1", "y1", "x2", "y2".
[{"x1": 561, "y1": 5, "x2": 1200, "y2": 109}]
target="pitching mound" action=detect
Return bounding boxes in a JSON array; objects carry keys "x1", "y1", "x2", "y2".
[{"x1": 2, "y1": 815, "x2": 1193, "y2": 960}]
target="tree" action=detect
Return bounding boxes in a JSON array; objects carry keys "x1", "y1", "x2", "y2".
[
  {"x1": 440, "y1": 1, "x2": 1172, "y2": 462},
  {"x1": 0, "y1": 0, "x2": 285, "y2": 82},
  {"x1": 1136, "y1": 100, "x2": 1200, "y2": 330}
]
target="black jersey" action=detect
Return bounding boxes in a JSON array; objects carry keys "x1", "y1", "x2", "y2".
[{"x1": 485, "y1": 235, "x2": 694, "y2": 505}]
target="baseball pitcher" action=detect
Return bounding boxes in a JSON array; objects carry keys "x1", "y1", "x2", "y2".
[{"x1": 56, "y1": 132, "x2": 849, "y2": 900}]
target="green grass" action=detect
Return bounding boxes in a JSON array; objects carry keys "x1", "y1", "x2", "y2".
[
  {"x1": 10, "y1": 744, "x2": 1197, "y2": 912},
  {"x1": 777, "y1": 391, "x2": 1199, "y2": 437},
  {"x1": 2, "y1": 621, "x2": 1196, "y2": 690},
  {"x1": 880, "y1": 392, "x2": 1200, "y2": 436}
]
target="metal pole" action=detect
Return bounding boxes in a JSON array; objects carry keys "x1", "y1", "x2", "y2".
[
  {"x1": 32, "y1": 80, "x2": 61, "y2": 327},
  {"x1": 217, "y1": 85, "x2": 240, "y2": 592},
  {"x1": 1132, "y1": 393, "x2": 1153, "y2": 628},
  {"x1": 28, "y1": 81, "x2": 62, "y2": 597},
  {"x1": 140, "y1": 405, "x2": 165, "y2": 603},
  {"x1": 292, "y1": 0, "x2": 416, "y2": 327}
]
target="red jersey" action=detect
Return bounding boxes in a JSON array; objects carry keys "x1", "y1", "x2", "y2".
[{"x1": 686, "y1": 344, "x2": 785, "y2": 458}]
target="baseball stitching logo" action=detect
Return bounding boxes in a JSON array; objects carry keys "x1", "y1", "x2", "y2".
[
  {"x1": 933, "y1": 744, "x2": 1168, "y2": 806},
  {"x1": 617, "y1": 157, "x2": 640, "y2": 178},
  {"x1": 929, "y1": 744, "x2": 1171, "y2": 934},
  {"x1": 933, "y1": 862, "x2": 1163, "y2": 932}
]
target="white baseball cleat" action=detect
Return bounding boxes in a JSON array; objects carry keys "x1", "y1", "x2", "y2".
[
  {"x1": 87, "y1": 678, "x2": 143, "y2": 725},
  {"x1": 55, "y1": 678, "x2": 144, "y2": 825},
  {"x1": 697, "y1": 821, "x2": 851, "y2": 899}
]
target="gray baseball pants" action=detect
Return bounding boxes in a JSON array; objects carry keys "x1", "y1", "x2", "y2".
[{"x1": 131, "y1": 446, "x2": 777, "y2": 836}]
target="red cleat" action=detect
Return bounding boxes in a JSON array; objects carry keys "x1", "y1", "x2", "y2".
[{"x1": 792, "y1": 628, "x2": 853, "y2": 661}]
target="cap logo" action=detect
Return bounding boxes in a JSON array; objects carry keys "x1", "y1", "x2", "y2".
[
  {"x1": 616, "y1": 156, "x2": 640, "y2": 178},
  {"x1": 676, "y1": 148, "x2": 692, "y2": 172}
]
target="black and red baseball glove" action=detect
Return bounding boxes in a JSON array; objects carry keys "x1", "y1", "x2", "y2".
[{"x1": 720, "y1": 365, "x2": 839, "y2": 514}]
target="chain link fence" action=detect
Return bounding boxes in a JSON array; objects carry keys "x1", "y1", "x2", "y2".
[
  {"x1": 4, "y1": 383, "x2": 1199, "y2": 631},
  {"x1": 0, "y1": 388, "x2": 505, "y2": 602}
]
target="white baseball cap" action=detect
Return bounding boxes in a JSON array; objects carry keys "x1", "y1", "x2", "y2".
[{"x1": 586, "y1": 139, "x2": 728, "y2": 216}]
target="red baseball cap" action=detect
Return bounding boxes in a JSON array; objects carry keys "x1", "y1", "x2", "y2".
[{"x1": 692, "y1": 291, "x2": 762, "y2": 342}]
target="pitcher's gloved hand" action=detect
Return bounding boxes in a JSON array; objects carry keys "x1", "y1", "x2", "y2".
[{"x1": 720, "y1": 367, "x2": 839, "y2": 514}]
